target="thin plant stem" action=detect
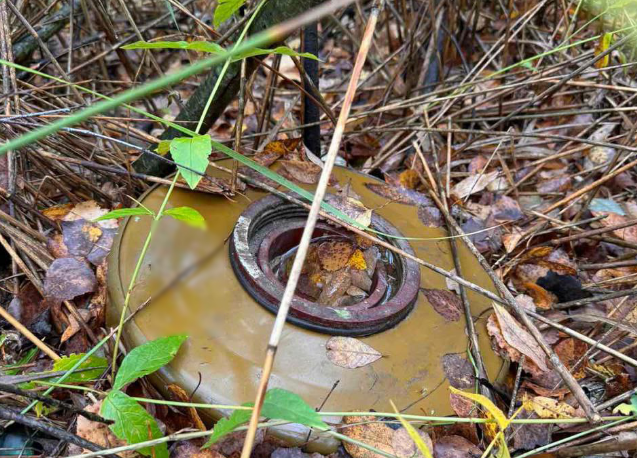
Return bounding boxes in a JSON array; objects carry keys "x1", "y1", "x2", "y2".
[
  {"x1": 195, "y1": 0, "x2": 269, "y2": 134},
  {"x1": 239, "y1": 2, "x2": 386, "y2": 457},
  {"x1": 111, "y1": 173, "x2": 180, "y2": 379}
]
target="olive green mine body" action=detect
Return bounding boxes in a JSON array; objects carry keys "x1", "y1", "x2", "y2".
[{"x1": 107, "y1": 160, "x2": 503, "y2": 453}]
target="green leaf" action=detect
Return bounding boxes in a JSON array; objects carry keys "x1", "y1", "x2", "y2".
[
  {"x1": 203, "y1": 389, "x2": 327, "y2": 448},
  {"x1": 101, "y1": 391, "x2": 168, "y2": 458},
  {"x1": 163, "y1": 206, "x2": 206, "y2": 229},
  {"x1": 613, "y1": 403, "x2": 636, "y2": 415},
  {"x1": 123, "y1": 40, "x2": 224, "y2": 54},
  {"x1": 52, "y1": 354, "x2": 108, "y2": 383},
  {"x1": 213, "y1": 0, "x2": 246, "y2": 28},
  {"x1": 631, "y1": 394, "x2": 637, "y2": 414},
  {"x1": 156, "y1": 140, "x2": 172, "y2": 155},
  {"x1": 170, "y1": 135, "x2": 212, "y2": 189},
  {"x1": 203, "y1": 403, "x2": 252, "y2": 447},
  {"x1": 113, "y1": 335, "x2": 187, "y2": 390},
  {"x1": 261, "y1": 388, "x2": 328, "y2": 430},
  {"x1": 4, "y1": 347, "x2": 38, "y2": 376},
  {"x1": 94, "y1": 207, "x2": 154, "y2": 221},
  {"x1": 230, "y1": 46, "x2": 319, "y2": 62}
]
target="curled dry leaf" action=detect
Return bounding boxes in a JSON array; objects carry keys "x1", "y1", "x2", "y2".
[
  {"x1": 44, "y1": 258, "x2": 97, "y2": 303},
  {"x1": 522, "y1": 282, "x2": 556, "y2": 310},
  {"x1": 487, "y1": 304, "x2": 549, "y2": 376},
  {"x1": 420, "y1": 289, "x2": 462, "y2": 322},
  {"x1": 317, "y1": 240, "x2": 355, "y2": 272},
  {"x1": 325, "y1": 336, "x2": 382, "y2": 369},
  {"x1": 341, "y1": 415, "x2": 394, "y2": 458},
  {"x1": 167, "y1": 383, "x2": 206, "y2": 431},
  {"x1": 441, "y1": 353, "x2": 474, "y2": 389},
  {"x1": 451, "y1": 171, "x2": 499, "y2": 199},
  {"x1": 392, "y1": 427, "x2": 433, "y2": 458}
]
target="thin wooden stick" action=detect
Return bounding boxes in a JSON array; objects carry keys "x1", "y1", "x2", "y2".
[
  {"x1": 0, "y1": 304, "x2": 59, "y2": 361},
  {"x1": 239, "y1": 2, "x2": 385, "y2": 456}
]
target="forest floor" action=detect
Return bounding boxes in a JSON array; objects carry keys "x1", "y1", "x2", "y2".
[{"x1": 1, "y1": 0, "x2": 637, "y2": 457}]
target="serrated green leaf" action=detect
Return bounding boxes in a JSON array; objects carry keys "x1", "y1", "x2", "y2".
[
  {"x1": 203, "y1": 389, "x2": 327, "y2": 448},
  {"x1": 101, "y1": 391, "x2": 168, "y2": 458},
  {"x1": 170, "y1": 135, "x2": 212, "y2": 189},
  {"x1": 156, "y1": 140, "x2": 172, "y2": 155},
  {"x1": 230, "y1": 45, "x2": 319, "y2": 62},
  {"x1": 123, "y1": 40, "x2": 224, "y2": 54},
  {"x1": 52, "y1": 354, "x2": 108, "y2": 383},
  {"x1": 94, "y1": 207, "x2": 154, "y2": 222},
  {"x1": 213, "y1": 0, "x2": 246, "y2": 28},
  {"x1": 163, "y1": 206, "x2": 206, "y2": 229},
  {"x1": 113, "y1": 335, "x2": 187, "y2": 390},
  {"x1": 203, "y1": 403, "x2": 252, "y2": 448}
]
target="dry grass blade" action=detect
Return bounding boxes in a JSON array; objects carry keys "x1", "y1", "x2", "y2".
[{"x1": 239, "y1": 2, "x2": 387, "y2": 456}]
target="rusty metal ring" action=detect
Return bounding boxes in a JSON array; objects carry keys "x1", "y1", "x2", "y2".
[{"x1": 229, "y1": 194, "x2": 421, "y2": 336}]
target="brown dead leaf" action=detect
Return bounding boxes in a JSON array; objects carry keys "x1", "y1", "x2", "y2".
[
  {"x1": 451, "y1": 171, "x2": 499, "y2": 199},
  {"x1": 270, "y1": 447, "x2": 324, "y2": 458},
  {"x1": 279, "y1": 160, "x2": 322, "y2": 184},
  {"x1": 318, "y1": 240, "x2": 355, "y2": 272},
  {"x1": 520, "y1": 382, "x2": 571, "y2": 400},
  {"x1": 537, "y1": 176, "x2": 571, "y2": 194},
  {"x1": 524, "y1": 396, "x2": 579, "y2": 419},
  {"x1": 490, "y1": 304, "x2": 550, "y2": 374},
  {"x1": 254, "y1": 138, "x2": 302, "y2": 166},
  {"x1": 490, "y1": 195, "x2": 524, "y2": 222},
  {"x1": 519, "y1": 246, "x2": 553, "y2": 263},
  {"x1": 325, "y1": 193, "x2": 372, "y2": 228},
  {"x1": 522, "y1": 282, "x2": 556, "y2": 310},
  {"x1": 592, "y1": 211, "x2": 637, "y2": 243},
  {"x1": 392, "y1": 427, "x2": 433, "y2": 458},
  {"x1": 341, "y1": 415, "x2": 394, "y2": 458},
  {"x1": 364, "y1": 183, "x2": 432, "y2": 206},
  {"x1": 417, "y1": 206, "x2": 443, "y2": 227},
  {"x1": 449, "y1": 392, "x2": 476, "y2": 417},
  {"x1": 348, "y1": 249, "x2": 367, "y2": 270},
  {"x1": 420, "y1": 289, "x2": 462, "y2": 322},
  {"x1": 325, "y1": 337, "x2": 382, "y2": 369},
  {"x1": 62, "y1": 220, "x2": 117, "y2": 266},
  {"x1": 172, "y1": 441, "x2": 224, "y2": 458},
  {"x1": 44, "y1": 258, "x2": 97, "y2": 303},
  {"x1": 554, "y1": 338, "x2": 588, "y2": 379},
  {"x1": 43, "y1": 203, "x2": 74, "y2": 221},
  {"x1": 441, "y1": 354, "x2": 474, "y2": 389},
  {"x1": 434, "y1": 435, "x2": 482, "y2": 458},
  {"x1": 167, "y1": 384, "x2": 206, "y2": 431},
  {"x1": 238, "y1": 166, "x2": 280, "y2": 189},
  {"x1": 63, "y1": 201, "x2": 118, "y2": 229},
  {"x1": 398, "y1": 169, "x2": 420, "y2": 190},
  {"x1": 502, "y1": 227, "x2": 523, "y2": 253}
]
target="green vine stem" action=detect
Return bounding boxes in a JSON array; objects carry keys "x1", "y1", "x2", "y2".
[{"x1": 111, "y1": 173, "x2": 180, "y2": 378}]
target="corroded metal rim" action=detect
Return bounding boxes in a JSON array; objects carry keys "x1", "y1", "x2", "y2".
[{"x1": 229, "y1": 194, "x2": 421, "y2": 336}]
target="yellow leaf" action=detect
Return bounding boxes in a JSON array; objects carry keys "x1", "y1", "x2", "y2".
[
  {"x1": 612, "y1": 403, "x2": 635, "y2": 415},
  {"x1": 389, "y1": 400, "x2": 433, "y2": 458},
  {"x1": 156, "y1": 140, "x2": 171, "y2": 155},
  {"x1": 528, "y1": 396, "x2": 577, "y2": 419},
  {"x1": 449, "y1": 386, "x2": 509, "y2": 429},
  {"x1": 595, "y1": 33, "x2": 612, "y2": 69},
  {"x1": 348, "y1": 249, "x2": 367, "y2": 270}
]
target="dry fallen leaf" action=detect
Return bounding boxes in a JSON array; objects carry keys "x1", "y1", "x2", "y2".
[
  {"x1": 451, "y1": 171, "x2": 499, "y2": 199},
  {"x1": 488, "y1": 304, "x2": 549, "y2": 375},
  {"x1": 318, "y1": 240, "x2": 355, "y2": 272},
  {"x1": 44, "y1": 258, "x2": 97, "y2": 303},
  {"x1": 441, "y1": 353, "x2": 474, "y2": 389},
  {"x1": 417, "y1": 206, "x2": 443, "y2": 227},
  {"x1": 554, "y1": 338, "x2": 588, "y2": 379},
  {"x1": 341, "y1": 415, "x2": 394, "y2": 458},
  {"x1": 325, "y1": 336, "x2": 382, "y2": 369},
  {"x1": 364, "y1": 183, "x2": 432, "y2": 206},
  {"x1": 392, "y1": 427, "x2": 433, "y2": 458},
  {"x1": 522, "y1": 282, "x2": 556, "y2": 310},
  {"x1": 434, "y1": 435, "x2": 482, "y2": 458},
  {"x1": 167, "y1": 384, "x2": 206, "y2": 431},
  {"x1": 420, "y1": 289, "x2": 462, "y2": 322},
  {"x1": 398, "y1": 169, "x2": 420, "y2": 190},
  {"x1": 279, "y1": 160, "x2": 322, "y2": 184},
  {"x1": 523, "y1": 396, "x2": 579, "y2": 419}
]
